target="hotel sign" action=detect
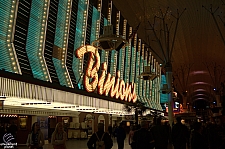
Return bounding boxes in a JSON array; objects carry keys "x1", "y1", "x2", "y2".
[{"x1": 76, "y1": 45, "x2": 137, "y2": 103}]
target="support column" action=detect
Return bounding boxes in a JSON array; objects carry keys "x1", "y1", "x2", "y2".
[
  {"x1": 165, "y1": 62, "x2": 174, "y2": 127},
  {"x1": 216, "y1": 94, "x2": 221, "y2": 107},
  {"x1": 32, "y1": 116, "x2": 37, "y2": 125},
  {"x1": 182, "y1": 96, "x2": 188, "y2": 113}
]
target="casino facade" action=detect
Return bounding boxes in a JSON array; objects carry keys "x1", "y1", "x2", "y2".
[{"x1": 0, "y1": 0, "x2": 162, "y2": 143}]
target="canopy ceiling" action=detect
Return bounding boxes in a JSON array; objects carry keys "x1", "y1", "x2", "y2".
[{"x1": 112, "y1": 0, "x2": 225, "y2": 103}]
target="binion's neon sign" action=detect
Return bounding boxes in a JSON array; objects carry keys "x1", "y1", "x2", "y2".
[{"x1": 76, "y1": 45, "x2": 137, "y2": 103}]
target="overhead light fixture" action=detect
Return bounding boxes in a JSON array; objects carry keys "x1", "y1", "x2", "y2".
[
  {"x1": 92, "y1": 25, "x2": 128, "y2": 51},
  {"x1": 159, "y1": 84, "x2": 171, "y2": 94},
  {"x1": 138, "y1": 66, "x2": 158, "y2": 80}
]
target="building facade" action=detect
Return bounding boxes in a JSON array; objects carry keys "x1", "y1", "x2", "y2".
[{"x1": 0, "y1": 0, "x2": 162, "y2": 144}]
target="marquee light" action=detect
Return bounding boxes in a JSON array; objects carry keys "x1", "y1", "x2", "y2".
[{"x1": 76, "y1": 45, "x2": 137, "y2": 103}]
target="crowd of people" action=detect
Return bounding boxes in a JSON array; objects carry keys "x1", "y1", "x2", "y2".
[
  {"x1": 2, "y1": 116, "x2": 225, "y2": 149},
  {"x1": 87, "y1": 116, "x2": 225, "y2": 149}
]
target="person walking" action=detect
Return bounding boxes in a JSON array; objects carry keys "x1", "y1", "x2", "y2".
[
  {"x1": 128, "y1": 125, "x2": 136, "y2": 149},
  {"x1": 115, "y1": 122, "x2": 126, "y2": 149},
  {"x1": 191, "y1": 122, "x2": 208, "y2": 149},
  {"x1": 26, "y1": 122, "x2": 44, "y2": 149},
  {"x1": 172, "y1": 117, "x2": 189, "y2": 149},
  {"x1": 150, "y1": 117, "x2": 169, "y2": 149},
  {"x1": 87, "y1": 123, "x2": 113, "y2": 149},
  {"x1": 133, "y1": 121, "x2": 154, "y2": 149},
  {"x1": 51, "y1": 122, "x2": 67, "y2": 149}
]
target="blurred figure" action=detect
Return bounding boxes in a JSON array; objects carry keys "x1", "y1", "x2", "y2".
[
  {"x1": 112, "y1": 124, "x2": 117, "y2": 138},
  {"x1": 128, "y1": 125, "x2": 135, "y2": 149},
  {"x1": 87, "y1": 123, "x2": 113, "y2": 149},
  {"x1": 51, "y1": 122, "x2": 67, "y2": 149},
  {"x1": 172, "y1": 117, "x2": 189, "y2": 149},
  {"x1": 8, "y1": 121, "x2": 18, "y2": 144},
  {"x1": 115, "y1": 122, "x2": 126, "y2": 149},
  {"x1": 191, "y1": 122, "x2": 208, "y2": 149},
  {"x1": 108, "y1": 125, "x2": 112, "y2": 138},
  {"x1": 151, "y1": 117, "x2": 169, "y2": 149},
  {"x1": 207, "y1": 117, "x2": 225, "y2": 149},
  {"x1": 133, "y1": 121, "x2": 154, "y2": 149},
  {"x1": 26, "y1": 122, "x2": 44, "y2": 149}
]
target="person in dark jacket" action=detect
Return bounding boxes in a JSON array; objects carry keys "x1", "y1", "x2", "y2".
[
  {"x1": 150, "y1": 117, "x2": 169, "y2": 149},
  {"x1": 191, "y1": 122, "x2": 208, "y2": 149},
  {"x1": 87, "y1": 123, "x2": 113, "y2": 149},
  {"x1": 133, "y1": 121, "x2": 154, "y2": 149},
  {"x1": 207, "y1": 117, "x2": 225, "y2": 149},
  {"x1": 172, "y1": 117, "x2": 189, "y2": 149},
  {"x1": 115, "y1": 122, "x2": 126, "y2": 149}
]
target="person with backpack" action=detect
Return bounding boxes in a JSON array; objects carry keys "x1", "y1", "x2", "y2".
[{"x1": 87, "y1": 123, "x2": 113, "y2": 149}]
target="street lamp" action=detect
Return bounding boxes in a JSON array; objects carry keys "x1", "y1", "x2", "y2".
[{"x1": 92, "y1": 25, "x2": 128, "y2": 51}]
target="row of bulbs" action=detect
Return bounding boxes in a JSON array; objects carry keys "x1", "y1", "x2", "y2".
[
  {"x1": 39, "y1": 0, "x2": 51, "y2": 82},
  {"x1": 8, "y1": 1, "x2": 19, "y2": 74},
  {"x1": 78, "y1": 0, "x2": 89, "y2": 79},
  {"x1": 61, "y1": 0, "x2": 73, "y2": 88}
]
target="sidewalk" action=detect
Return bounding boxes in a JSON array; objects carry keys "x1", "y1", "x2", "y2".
[{"x1": 17, "y1": 138, "x2": 182, "y2": 149}]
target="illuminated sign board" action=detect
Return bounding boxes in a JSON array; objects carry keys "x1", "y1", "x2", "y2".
[{"x1": 76, "y1": 45, "x2": 137, "y2": 103}]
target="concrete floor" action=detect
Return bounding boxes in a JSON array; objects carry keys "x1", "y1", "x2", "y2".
[{"x1": 16, "y1": 137, "x2": 177, "y2": 149}]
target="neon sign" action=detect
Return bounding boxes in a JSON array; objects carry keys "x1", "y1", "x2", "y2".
[{"x1": 76, "y1": 45, "x2": 137, "y2": 103}]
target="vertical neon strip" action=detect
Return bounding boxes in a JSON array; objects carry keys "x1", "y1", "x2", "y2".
[
  {"x1": 90, "y1": 7, "x2": 99, "y2": 43},
  {"x1": 146, "y1": 52, "x2": 151, "y2": 99},
  {"x1": 156, "y1": 63, "x2": 161, "y2": 109},
  {"x1": 96, "y1": 0, "x2": 102, "y2": 39},
  {"x1": 53, "y1": 0, "x2": 73, "y2": 87},
  {"x1": 104, "y1": 1, "x2": 112, "y2": 72},
  {"x1": 144, "y1": 50, "x2": 149, "y2": 107},
  {"x1": 158, "y1": 66, "x2": 162, "y2": 110},
  {"x1": 135, "y1": 39, "x2": 141, "y2": 100},
  {"x1": 129, "y1": 34, "x2": 137, "y2": 83},
  {"x1": 138, "y1": 44, "x2": 144, "y2": 102},
  {"x1": 150, "y1": 55, "x2": 154, "y2": 107},
  {"x1": 146, "y1": 51, "x2": 151, "y2": 107},
  {"x1": 119, "y1": 19, "x2": 127, "y2": 80},
  {"x1": 26, "y1": 0, "x2": 51, "y2": 81},
  {"x1": 143, "y1": 47, "x2": 147, "y2": 99},
  {"x1": 124, "y1": 27, "x2": 132, "y2": 83},
  {"x1": 73, "y1": 0, "x2": 89, "y2": 87},
  {"x1": 111, "y1": 11, "x2": 120, "y2": 76},
  {"x1": 110, "y1": 50, "x2": 116, "y2": 75},
  {"x1": 112, "y1": 51, "x2": 117, "y2": 76},
  {"x1": 155, "y1": 61, "x2": 159, "y2": 106},
  {"x1": 100, "y1": 18, "x2": 108, "y2": 64},
  {"x1": 107, "y1": 1, "x2": 112, "y2": 24},
  {"x1": 0, "y1": 0, "x2": 21, "y2": 74},
  {"x1": 153, "y1": 58, "x2": 156, "y2": 105},
  {"x1": 160, "y1": 74, "x2": 167, "y2": 103}
]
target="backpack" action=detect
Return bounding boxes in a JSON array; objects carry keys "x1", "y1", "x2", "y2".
[{"x1": 96, "y1": 132, "x2": 105, "y2": 149}]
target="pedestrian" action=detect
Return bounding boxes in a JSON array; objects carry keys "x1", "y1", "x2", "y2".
[
  {"x1": 51, "y1": 122, "x2": 67, "y2": 149},
  {"x1": 172, "y1": 117, "x2": 189, "y2": 149},
  {"x1": 87, "y1": 123, "x2": 113, "y2": 149},
  {"x1": 26, "y1": 122, "x2": 44, "y2": 149},
  {"x1": 115, "y1": 122, "x2": 126, "y2": 149},
  {"x1": 133, "y1": 121, "x2": 154, "y2": 149},
  {"x1": 128, "y1": 125, "x2": 136, "y2": 149},
  {"x1": 191, "y1": 122, "x2": 208, "y2": 149},
  {"x1": 151, "y1": 117, "x2": 169, "y2": 149}
]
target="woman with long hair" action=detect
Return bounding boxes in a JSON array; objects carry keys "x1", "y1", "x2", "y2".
[
  {"x1": 51, "y1": 122, "x2": 67, "y2": 149},
  {"x1": 26, "y1": 122, "x2": 44, "y2": 149}
]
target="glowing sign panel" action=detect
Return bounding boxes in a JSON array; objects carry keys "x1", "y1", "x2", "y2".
[{"x1": 76, "y1": 45, "x2": 137, "y2": 103}]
